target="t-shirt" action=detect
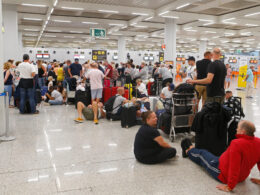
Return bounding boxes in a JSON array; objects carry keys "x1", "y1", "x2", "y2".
[
  {"x1": 112, "y1": 95, "x2": 126, "y2": 114},
  {"x1": 64, "y1": 65, "x2": 70, "y2": 79},
  {"x1": 246, "y1": 69, "x2": 254, "y2": 83},
  {"x1": 226, "y1": 68, "x2": 232, "y2": 79},
  {"x1": 186, "y1": 65, "x2": 196, "y2": 80},
  {"x1": 51, "y1": 90, "x2": 63, "y2": 101},
  {"x1": 69, "y1": 63, "x2": 82, "y2": 76},
  {"x1": 17, "y1": 62, "x2": 35, "y2": 79},
  {"x1": 161, "y1": 86, "x2": 172, "y2": 99},
  {"x1": 86, "y1": 69, "x2": 104, "y2": 90},
  {"x1": 196, "y1": 59, "x2": 211, "y2": 80},
  {"x1": 207, "y1": 60, "x2": 226, "y2": 97},
  {"x1": 134, "y1": 124, "x2": 162, "y2": 159},
  {"x1": 158, "y1": 67, "x2": 172, "y2": 80},
  {"x1": 138, "y1": 83, "x2": 148, "y2": 96},
  {"x1": 105, "y1": 64, "x2": 113, "y2": 78}
]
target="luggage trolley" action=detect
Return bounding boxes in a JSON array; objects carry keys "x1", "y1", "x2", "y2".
[{"x1": 170, "y1": 92, "x2": 198, "y2": 142}]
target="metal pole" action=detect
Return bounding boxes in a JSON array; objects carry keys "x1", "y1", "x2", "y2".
[{"x1": 0, "y1": 92, "x2": 15, "y2": 141}]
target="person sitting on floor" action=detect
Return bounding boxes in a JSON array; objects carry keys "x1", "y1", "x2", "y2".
[
  {"x1": 44, "y1": 86, "x2": 63, "y2": 106},
  {"x1": 160, "y1": 82, "x2": 175, "y2": 100},
  {"x1": 74, "y1": 101, "x2": 106, "y2": 124},
  {"x1": 111, "y1": 87, "x2": 129, "y2": 118},
  {"x1": 181, "y1": 120, "x2": 260, "y2": 192},
  {"x1": 136, "y1": 79, "x2": 148, "y2": 98},
  {"x1": 134, "y1": 111, "x2": 177, "y2": 164}
]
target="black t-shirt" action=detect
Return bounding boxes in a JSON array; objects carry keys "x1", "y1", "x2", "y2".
[
  {"x1": 196, "y1": 59, "x2": 211, "y2": 80},
  {"x1": 207, "y1": 60, "x2": 226, "y2": 97},
  {"x1": 134, "y1": 124, "x2": 162, "y2": 159}
]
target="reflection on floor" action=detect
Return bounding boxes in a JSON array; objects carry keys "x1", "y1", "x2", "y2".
[{"x1": 0, "y1": 79, "x2": 260, "y2": 194}]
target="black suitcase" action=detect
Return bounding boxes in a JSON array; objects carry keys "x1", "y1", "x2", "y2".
[
  {"x1": 121, "y1": 106, "x2": 137, "y2": 128},
  {"x1": 35, "y1": 89, "x2": 42, "y2": 104},
  {"x1": 157, "y1": 112, "x2": 171, "y2": 134}
]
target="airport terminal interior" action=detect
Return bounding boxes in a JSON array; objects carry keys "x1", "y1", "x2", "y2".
[{"x1": 0, "y1": 0, "x2": 260, "y2": 194}]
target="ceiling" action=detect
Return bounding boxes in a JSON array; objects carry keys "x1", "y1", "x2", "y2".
[{"x1": 3, "y1": 0, "x2": 260, "y2": 53}]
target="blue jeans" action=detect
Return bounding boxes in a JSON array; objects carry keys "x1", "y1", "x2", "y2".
[
  {"x1": 19, "y1": 88, "x2": 36, "y2": 113},
  {"x1": 49, "y1": 100, "x2": 63, "y2": 105},
  {"x1": 188, "y1": 148, "x2": 221, "y2": 181},
  {"x1": 38, "y1": 77, "x2": 45, "y2": 88},
  {"x1": 4, "y1": 85, "x2": 12, "y2": 105}
]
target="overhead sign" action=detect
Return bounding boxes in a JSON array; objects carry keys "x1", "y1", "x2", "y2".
[
  {"x1": 90, "y1": 28, "x2": 106, "y2": 38},
  {"x1": 92, "y1": 50, "x2": 107, "y2": 61},
  {"x1": 159, "y1": 52, "x2": 164, "y2": 62}
]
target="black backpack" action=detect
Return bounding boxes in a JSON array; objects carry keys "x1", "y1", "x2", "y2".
[{"x1": 104, "y1": 95, "x2": 120, "y2": 119}]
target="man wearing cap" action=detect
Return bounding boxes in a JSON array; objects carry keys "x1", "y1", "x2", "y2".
[
  {"x1": 244, "y1": 65, "x2": 254, "y2": 98},
  {"x1": 160, "y1": 82, "x2": 175, "y2": 100},
  {"x1": 68, "y1": 58, "x2": 82, "y2": 78},
  {"x1": 186, "y1": 56, "x2": 196, "y2": 80},
  {"x1": 187, "y1": 48, "x2": 226, "y2": 104}
]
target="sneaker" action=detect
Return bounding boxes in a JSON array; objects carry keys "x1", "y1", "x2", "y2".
[
  {"x1": 181, "y1": 138, "x2": 192, "y2": 158},
  {"x1": 94, "y1": 119, "x2": 99, "y2": 125},
  {"x1": 74, "y1": 118, "x2": 84, "y2": 123},
  {"x1": 43, "y1": 102, "x2": 50, "y2": 106},
  {"x1": 33, "y1": 110, "x2": 40, "y2": 114}
]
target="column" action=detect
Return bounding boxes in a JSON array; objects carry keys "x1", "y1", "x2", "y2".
[
  {"x1": 3, "y1": 4, "x2": 20, "y2": 62},
  {"x1": 0, "y1": 0, "x2": 7, "y2": 134},
  {"x1": 164, "y1": 18, "x2": 177, "y2": 62},
  {"x1": 118, "y1": 36, "x2": 126, "y2": 63},
  {"x1": 199, "y1": 40, "x2": 207, "y2": 60}
]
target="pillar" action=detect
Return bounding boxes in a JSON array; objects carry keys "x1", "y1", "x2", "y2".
[
  {"x1": 118, "y1": 36, "x2": 126, "y2": 63},
  {"x1": 199, "y1": 41, "x2": 207, "y2": 60},
  {"x1": 164, "y1": 18, "x2": 177, "y2": 62},
  {"x1": 0, "y1": 0, "x2": 7, "y2": 134},
  {"x1": 3, "y1": 4, "x2": 20, "y2": 62}
]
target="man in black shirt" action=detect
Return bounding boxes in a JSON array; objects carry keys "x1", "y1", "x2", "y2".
[
  {"x1": 195, "y1": 51, "x2": 212, "y2": 106},
  {"x1": 187, "y1": 48, "x2": 226, "y2": 104}
]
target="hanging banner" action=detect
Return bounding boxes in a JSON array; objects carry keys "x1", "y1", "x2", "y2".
[{"x1": 237, "y1": 57, "x2": 247, "y2": 88}]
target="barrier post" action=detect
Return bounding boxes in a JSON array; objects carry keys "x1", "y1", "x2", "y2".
[{"x1": 0, "y1": 92, "x2": 16, "y2": 141}]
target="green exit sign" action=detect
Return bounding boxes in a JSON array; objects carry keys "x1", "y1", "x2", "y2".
[{"x1": 90, "y1": 28, "x2": 106, "y2": 38}]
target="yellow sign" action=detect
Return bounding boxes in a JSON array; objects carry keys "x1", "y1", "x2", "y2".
[{"x1": 238, "y1": 65, "x2": 247, "y2": 88}]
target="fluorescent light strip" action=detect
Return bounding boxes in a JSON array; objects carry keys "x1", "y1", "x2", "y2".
[
  {"x1": 98, "y1": 10, "x2": 118, "y2": 13},
  {"x1": 245, "y1": 12, "x2": 260, "y2": 17},
  {"x1": 98, "y1": 168, "x2": 118, "y2": 173},
  {"x1": 134, "y1": 25, "x2": 148, "y2": 28},
  {"x1": 24, "y1": 34, "x2": 38, "y2": 36},
  {"x1": 109, "y1": 24, "x2": 124, "y2": 26},
  {"x1": 82, "y1": 22, "x2": 98, "y2": 25},
  {"x1": 185, "y1": 29, "x2": 197, "y2": 32},
  {"x1": 50, "y1": 8, "x2": 54, "y2": 14},
  {"x1": 132, "y1": 13, "x2": 149, "y2": 16},
  {"x1": 203, "y1": 22, "x2": 214, "y2": 26},
  {"x1": 198, "y1": 19, "x2": 213, "y2": 22},
  {"x1": 64, "y1": 36, "x2": 75, "y2": 38},
  {"x1": 48, "y1": 30, "x2": 62, "y2": 32},
  {"x1": 159, "y1": 11, "x2": 169, "y2": 16},
  {"x1": 64, "y1": 171, "x2": 83, "y2": 176},
  {"x1": 205, "y1": 31, "x2": 216, "y2": 34},
  {"x1": 245, "y1": 24, "x2": 258, "y2": 27},
  {"x1": 162, "y1": 16, "x2": 179, "y2": 19},
  {"x1": 176, "y1": 3, "x2": 190, "y2": 10},
  {"x1": 24, "y1": 29, "x2": 39, "y2": 31},
  {"x1": 53, "y1": 20, "x2": 71, "y2": 23},
  {"x1": 222, "y1": 17, "x2": 235, "y2": 22},
  {"x1": 55, "y1": 147, "x2": 72, "y2": 151},
  {"x1": 223, "y1": 22, "x2": 237, "y2": 25},
  {"x1": 70, "y1": 31, "x2": 83, "y2": 33},
  {"x1": 22, "y1": 3, "x2": 47, "y2": 7},
  {"x1": 145, "y1": 17, "x2": 153, "y2": 21},
  {"x1": 61, "y1": 7, "x2": 84, "y2": 11},
  {"x1": 53, "y1": 0, "x2": 58, "y2": 7},
  {"x1": 23, "y1": 18, "x2": 42, "y2": 21}
]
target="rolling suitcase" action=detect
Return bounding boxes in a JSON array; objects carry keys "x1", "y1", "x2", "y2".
[
  {"x1": 121, "y1": 106, "x2": 137, "y2": 128},
  {"x1": 147, "y1": 82, "x2": 154, "y2": 96},
  {"x1": 104, "y1": 79, "x2": 110, "y2": 88},
  {"x1": 124, "y1": 83, "x2": 133, "y2": 99},
  {"x1": 103, "y1": 87, "x2": 112, "y2": 103},
  {"x1": 124, "y1": 89, "x2": 129, "y2": 100},
  {"x1": 112, "y1": 87, "x2": 118, "y2": 96},
  {"x1": 157, "y1": 111, "x2": 171, "y2": 135}
]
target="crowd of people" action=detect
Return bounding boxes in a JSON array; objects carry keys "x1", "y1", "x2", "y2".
[{"x1": 2, "y1": 48, "x2": 260, "y2": 193}]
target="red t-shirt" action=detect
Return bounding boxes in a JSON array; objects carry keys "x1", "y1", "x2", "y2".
[{"x1": 106, "y1": 64, "x2": 113, "y2": 79}]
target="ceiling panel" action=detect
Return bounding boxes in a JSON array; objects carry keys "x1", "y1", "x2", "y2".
[{"x1": 221, "y1": 0, "x2": 258, "y2": 9}]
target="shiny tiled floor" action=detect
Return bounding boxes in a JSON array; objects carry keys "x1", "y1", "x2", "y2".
[{"x1": 1, "y1": 78, "x2": 260, "y2": 195}]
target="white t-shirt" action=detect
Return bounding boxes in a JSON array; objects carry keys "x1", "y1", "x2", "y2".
[
  {"x1": 161, "y1": 87, "x2": 172, "y2": 99},
  {"x1": 138, "y1": 83, "x2": 148, "y2": 96},
  {"x1": 48, "y1": 81, "x2": 53, "y2": 91},
  {"x1": 158, "y1": 67, "x2": 172, "y2": 80},
  {"x1": 17, "y1": 62, "x2": 35, "y2": 79},
  {"x1": 186, "y1": 65, "x2": 196, "y2": 80},
  {"x1": 86, "y1": 69, "x2": 105, "y2": 90},
  {"x1": 51, "y1": 90, "x2": 63, "y2": 101}
]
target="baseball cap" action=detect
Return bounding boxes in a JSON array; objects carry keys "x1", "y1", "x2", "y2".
[
  {"x1": 187, "y1": 56, "x2": 195, "y2": 61},
  {"x1": 169, "y1": 83, "x2": 175, "y2": 91}
]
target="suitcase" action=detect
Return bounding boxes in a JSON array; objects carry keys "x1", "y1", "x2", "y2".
[
  {"x1": 104, "y1": 79, "x2": 111, "y2": 88},
  {"x1": 124, "y1": 84, "x2": 133, "y2": 99},
  {"x1": 112, "y1": 87, "x2": 118, "y2": 96},
  {"x1": 124, "y1": 89, "x2": 129, "y2": 100},
  {"x1": 103, "y1": 87, "x2": 112, "y2": 103},
  {"x1": 35, "y1": 89, "x2": 42, "y2": 104},
  {"x1": 157, "y1": 112, "x2": 172, "y2": 135},
  {"x1": 121, "y1": 106, "x2": 137, "y2": 128},
  {"x1": 147, "y1": 82, "x2": 154, "y2": 96},
  {"x1": 41, "y1": 86, "x2": 48, "y2": 96}
]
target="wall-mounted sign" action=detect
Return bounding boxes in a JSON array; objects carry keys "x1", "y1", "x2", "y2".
[
  {"x1": 90, "y1": 28, "x2": 106, "y2": 38},
  {"x1": 37, "y1": 50, "x2": 42, "y2": 54},
  {"x1": 36, "y1": 54, "x2": 43, "y2": 59},
  {"x1": 43, "y1": 54, "x2": 50, "y2": 59},
  {"x1": 92, "y1": 50, "x2": 107, "y2": 61},
  {"x1": 159, "y1": 52, "x2": 164, "y2": 62}
]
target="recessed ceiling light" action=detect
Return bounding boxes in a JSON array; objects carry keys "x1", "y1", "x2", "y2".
[
  {"x1": 61, "y1": 7, "x2": 84, "y2": 11},
  {"x1": 98, "y1": 10, "x2": 118, "y2": 13},
  {"x1": 176, "y1": 3, "x2": 190, "y2": 10},
  {"x1": 52, "y1": 20, "x2": 71, "y2": 23},
  {"x1": 21, "y1": 3, "x2": 47, "y2": 7},
  {"x1": 23, "y1": 18, "x2": 42, "y2": 21}
]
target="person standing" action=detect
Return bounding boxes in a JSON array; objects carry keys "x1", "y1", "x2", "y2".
[
  {"x1": 68, "y1": 58, "x2": 82, "y2": 78},
  {"x1": 186, "y1": 56, "x2": 196, "y2": 80},
  {"x1": 3, "y1": 62, "x2": 14, "y2": 107},
  {"x1": 157, "y1": 64, "x2": 173, "y2": 88},
  {"x1": 225, "y1": 64, "x2": 232, "y2": 89},
  {"x1": 187, "y1": 48, "x2": 226, "y2": 104},
  {"x1": 17, "y1": 54, "x2": 38, "y2": 114},
  {"x1": 245, "y1": 65, "x2": 254, "y2": 98},
  {"x1": 195, "y1": 52, "x2": 212, "y2": 106},
  {"x1": 37, "y1": 60, "x2": 46, "y2": 88},
  {"x1": 104, "y1": 60, "x2": 113, "y2": 79},
  {"x1": 135, "y1": 62, "x2": 148, "y2": 81}
]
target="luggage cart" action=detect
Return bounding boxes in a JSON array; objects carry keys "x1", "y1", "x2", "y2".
[{"x1": 170, "y1": 92, "x2": 197, "y2": 142}]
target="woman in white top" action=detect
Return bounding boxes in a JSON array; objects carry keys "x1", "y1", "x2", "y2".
[{"x1": 136, "y1": 79, "x2": 148, "y2": 97}]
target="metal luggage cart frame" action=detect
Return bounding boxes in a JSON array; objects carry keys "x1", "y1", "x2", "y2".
[{"x1": 170, "y1": 92, "x2": 198, "y2": 142}]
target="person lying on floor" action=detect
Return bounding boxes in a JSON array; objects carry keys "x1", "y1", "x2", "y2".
[
  {"x1": 74, "y1": 101, "x2": 106, "y2": 124},
  {"x1": 44, "y1": 86, "x2": 63, "y2": 106},
  {"x1": 134, "y1": 111, "x2": 176, "y2": 164},
  {"x1": 181, "y1": 120, "x2": 260, "y2": 192}
]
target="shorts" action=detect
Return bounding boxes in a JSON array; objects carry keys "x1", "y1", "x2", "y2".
[
  {"x1": 82, "y1": 107, "x2": 101, "y2": 120},
  {"x1": 91, "y1": 88, "x2": 103, "y2": 99},
  {"x1": 195, "y1": 85, "x2": 207, "y2": 101},
  {"x1": 225, "y1": 78, "x2": 231, "y2": 82}
]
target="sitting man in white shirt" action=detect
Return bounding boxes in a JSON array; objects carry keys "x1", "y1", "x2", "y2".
[
  {"x1": 136, "y1": 79, "x2": 148, "y2": 98},
  {"x1": 160, "y1": 83, "x2": 175, "y2": 100},
  {"x1": 44, "y1": 86, "x2": 63, "y2": 106}
]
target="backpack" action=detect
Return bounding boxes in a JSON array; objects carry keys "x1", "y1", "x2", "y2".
[{"x1": 104, "y1": 95, "x2": 120, "y2": 119}]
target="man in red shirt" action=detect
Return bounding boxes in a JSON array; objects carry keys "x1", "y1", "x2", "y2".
[
  {"x1": 181, "y1": 120, "x2": 260, "y2": 192},
  {"x1": 104, "y1": 60, "x2": 113, "y2": 79}
]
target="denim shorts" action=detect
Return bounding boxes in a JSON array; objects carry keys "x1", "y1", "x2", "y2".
[{"x1": 91, "y1": 88, "x2": 103, "y2": 99}]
